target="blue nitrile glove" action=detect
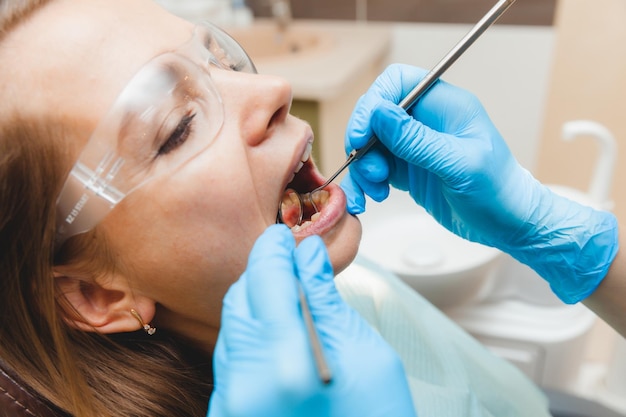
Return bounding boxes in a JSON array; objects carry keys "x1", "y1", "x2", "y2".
[
  {"x1": 341, "y1": 64, "x2": 618, "y2": 304},
  {"x1": 207, "y1": 224, "x2": 416, "y2": 417}
]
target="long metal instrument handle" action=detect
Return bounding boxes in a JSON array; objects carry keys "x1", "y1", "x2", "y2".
[{"x1": 348, "y1": 0, "x2": 517, "y2": 162}]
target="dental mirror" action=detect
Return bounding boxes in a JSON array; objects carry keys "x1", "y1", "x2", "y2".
[
  {"x1": 278, "y1": 188, "x2": 329, "y2": 229},
  {"x1": 277, "y1": 0, "x2": 516, "y2": 228}
]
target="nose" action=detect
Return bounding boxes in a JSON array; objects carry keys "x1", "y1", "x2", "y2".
[{"x1": 214, "y1": 70, "x2": 293, "y2": 147}]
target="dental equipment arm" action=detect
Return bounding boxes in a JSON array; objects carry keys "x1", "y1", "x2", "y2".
[
  {"x1": 341, "y1": 64, "x2": 619, "y2": 310},
  {"x1": 208, "y1": 225, "x2": 416, "y2": 417}
]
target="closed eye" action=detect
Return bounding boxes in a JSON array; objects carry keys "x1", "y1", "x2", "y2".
[{"x1": 158, "y1": 113, "x2": 196, "y2": 156}]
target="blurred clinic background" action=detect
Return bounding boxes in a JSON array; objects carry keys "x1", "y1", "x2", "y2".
[{"x1": 156, "y1": 1, "x2": 625, "y2": 416}]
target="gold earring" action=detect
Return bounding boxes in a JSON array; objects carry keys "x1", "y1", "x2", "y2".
[{"x1": 130, "y1": 309, "x2": 156, "y2": 335}]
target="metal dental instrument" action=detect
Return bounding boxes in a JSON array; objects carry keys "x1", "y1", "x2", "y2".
[
  {"x1": 299, "y1": 286, "x2": 332, "y2": 384},
  {"x1": 277, "y1": 0, "x2": 516, "y2": 228},
  {"x1": 322, "y1": 0, "x2": 517, "y2": 187}
]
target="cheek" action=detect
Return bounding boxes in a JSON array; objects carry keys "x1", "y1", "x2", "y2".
[
  {"x1": 105, "y1": 183, "x2": 259, "y2": 301},
  {"x1": 155, "y1": 139, "x2": 261, "y2": 220},
  {"x1": 159, "y1": 178, "x2": 264, "y2": 250},
  {"x1": 107, "y1": 131, "x2": 278, "y2": 281},
  {"x1": 156, "y1": 156, "x2": 270, "y2": 262}
]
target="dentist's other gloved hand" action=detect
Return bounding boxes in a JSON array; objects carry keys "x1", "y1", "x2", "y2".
[
  {"x1": 341, "y1": 64, "x2": 618, "y2": 304},
  {"x1": 207, "y1": 224, "x2": 416, "y2": 417}
]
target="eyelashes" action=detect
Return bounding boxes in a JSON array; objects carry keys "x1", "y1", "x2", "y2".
[{"x1": 157, "y1": 113, "x2": 197, "y2": 156}]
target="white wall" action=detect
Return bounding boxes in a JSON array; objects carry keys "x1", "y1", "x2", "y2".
[{"x1": 386, "y1": 23, "x2": 555, "y2": 172}]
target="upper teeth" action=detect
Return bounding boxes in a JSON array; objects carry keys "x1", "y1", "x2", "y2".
[
  {"x1": 295, "y1": 141, "x2": 313, "y2": 174},
  {"x1": 287, "y1": 140, "x2": 313, "y2": 183}
]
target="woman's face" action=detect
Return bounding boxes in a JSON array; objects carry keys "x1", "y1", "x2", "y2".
[{"x1": 3, "y1": 0, "x2": 361, "y2": 347}]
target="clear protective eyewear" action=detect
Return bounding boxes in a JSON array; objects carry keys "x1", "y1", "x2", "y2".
[{"x1": 55, "y1": 22, "x2": 256, "y2": 248}]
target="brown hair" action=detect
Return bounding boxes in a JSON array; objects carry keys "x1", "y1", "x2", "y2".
[{"x1": 0, "y1": 2, "x2": 212, "y2": 416}]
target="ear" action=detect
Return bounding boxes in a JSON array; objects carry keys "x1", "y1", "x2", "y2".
[{"x1": 54, "y1": 268, "x2": 156, "y2": 335}]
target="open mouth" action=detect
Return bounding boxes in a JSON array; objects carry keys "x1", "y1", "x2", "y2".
[
  {"x1": 276, "y1": 134, "x2": 348, "y2": 238},
  {"x1": 278, "y1": 157, "x2": 330, "y2": 230}
]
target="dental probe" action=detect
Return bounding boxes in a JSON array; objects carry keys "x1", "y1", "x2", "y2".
[
  {"x1": 312, "y1": 0, "x2": 517, "y2": 192},
  {"x1": 299, "y1": 286, "x2": 333, "y2": 384}
]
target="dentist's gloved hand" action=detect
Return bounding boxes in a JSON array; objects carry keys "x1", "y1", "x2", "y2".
[
  {"x1": 341, "y1": 64, "x2": 618, "y2": 304},
  {"x1": 207, "y1": 224, "x2": 416, "y2": 417}
]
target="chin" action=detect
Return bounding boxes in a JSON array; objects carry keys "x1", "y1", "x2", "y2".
[{"x1": 320, "y1": 212, "x2": 362, "y2": 275}]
